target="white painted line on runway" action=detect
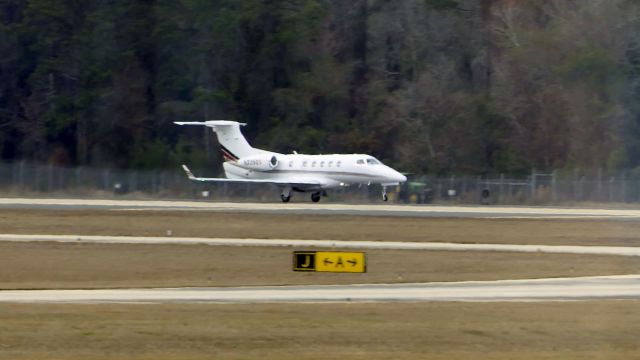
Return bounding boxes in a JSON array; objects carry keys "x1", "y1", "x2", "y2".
[
  {"x1": 2, "y1": 197, "x2": 640, "y2": 218},
  {"x1": 1, "y1": 234, "x2": 640, "y2": 257},
  {"x1": 1, "y1": 275, "x2": 639, "y2": 303}
]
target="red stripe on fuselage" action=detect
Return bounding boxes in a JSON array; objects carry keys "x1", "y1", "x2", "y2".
[{"x1": 221, "y1": 148, "x2": 238, "y2": 162}]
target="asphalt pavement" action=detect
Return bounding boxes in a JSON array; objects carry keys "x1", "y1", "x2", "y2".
[{"x1": 1, "y1": 197, "x2": 640, "y2": 218}]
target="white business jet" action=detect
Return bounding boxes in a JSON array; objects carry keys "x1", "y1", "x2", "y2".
[{"x1": 175, "y1": 120, "x2": 406, "y2": 202}]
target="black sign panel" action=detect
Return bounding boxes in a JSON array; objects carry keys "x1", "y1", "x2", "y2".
[{"x1": 293, "y1": 251, "x2": 316, "y2": 271}]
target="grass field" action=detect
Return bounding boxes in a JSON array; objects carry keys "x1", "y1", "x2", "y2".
[
  {"x1": 1, "y1": 302, "x2": 639, "y2": 360},
  {"x1": 0, "y1": 208, "x2": 639, "y2": 359},
  {"x1": 0, "y1": 241, "x2": 639, "y2": 289}
]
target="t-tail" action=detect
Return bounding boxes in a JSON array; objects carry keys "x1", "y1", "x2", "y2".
[{"x1": 174, "y1": 120, "x2": 266, "y2": 161}]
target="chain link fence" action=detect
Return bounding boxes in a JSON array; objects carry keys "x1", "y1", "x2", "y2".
[{"x1": 1, "y1": 161, "x2": 639, "y2": 204}]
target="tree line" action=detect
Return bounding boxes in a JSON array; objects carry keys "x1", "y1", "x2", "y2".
[{"x1": 1, "y1": 0, "x2": 640, "y2": 176}]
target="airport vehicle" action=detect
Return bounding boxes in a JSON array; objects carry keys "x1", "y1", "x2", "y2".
[
  {"x1": 175, "y1": 120, "x2": 406, "y2": 202},
  {"x1": 397, "y1": 174, "x2": 433, "y2": 204}
]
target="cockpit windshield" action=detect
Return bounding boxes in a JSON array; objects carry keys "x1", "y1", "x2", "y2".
[{"x1": 366, "y1": 158, "x2": 380, "y2": 165}]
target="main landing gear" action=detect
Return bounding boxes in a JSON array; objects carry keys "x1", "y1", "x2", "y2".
[
  {"x1": 281, "y1": 187, "x2": 291, "y2": 203},
  {"x1": 280, "y1": 188, "x2": 326, "y2": 203},
  {"x1": 382, "y1": 186, "x2": 388, "y2": 202}
]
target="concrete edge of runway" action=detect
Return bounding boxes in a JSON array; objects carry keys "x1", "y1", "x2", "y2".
[
  {"x1": 1, "y1": 233, "x2": 640, "y2": 257},
  {"x1": 1, "y1": 275, "x2": 639, "y2": 303},
  {"x1": 2, "y1": 197, "x2": 640, "y2": 218}
]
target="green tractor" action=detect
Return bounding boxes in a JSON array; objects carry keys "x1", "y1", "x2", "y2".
[{"x1": 397, "y1": 174, "x2": 433, "y2": 204}]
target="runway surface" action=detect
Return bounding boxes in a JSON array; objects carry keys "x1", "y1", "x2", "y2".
[
  {"x1": 1, "y1": 275, "x2": 638, "y2": 303},
  {"x1": 1, "y1": 197, "x2": 640, "y2": 218},
  {"x1": 2, "y1": 233, "x2": 640, "y2": 256}
]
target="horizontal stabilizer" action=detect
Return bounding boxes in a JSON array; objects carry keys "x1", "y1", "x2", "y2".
[{"x1": 174, "y1": 120, "x2": 247, "y2": 128}]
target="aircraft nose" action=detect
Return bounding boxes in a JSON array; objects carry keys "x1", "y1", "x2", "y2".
[
  {"x1": 393, "y1": 171, "x2": 407, "y2": 183},
  {"x1": 385, "y1": 167, "x2": 406, "y2": 183}
]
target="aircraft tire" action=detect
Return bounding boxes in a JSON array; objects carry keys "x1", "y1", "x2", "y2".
[
  {"x1": 311, "y1": 192, "x2": 321, "y2": 203},
  {"x1": 281, "y1": 194, "x2": 291, "y2": 203}
]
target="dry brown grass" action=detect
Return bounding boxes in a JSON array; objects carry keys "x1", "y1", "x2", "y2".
[
  {"x1": 1, "y1": 209, "x2": 640, "y2": 246},
  {"x1": 1, "y1": 208, "x2": 639, "y2": 359},
  {"x1": 0, "y1": 301, "x2": 639, "y2": 360},
  {"x1": 1, "y1": 241, "x2": 638, "y2": 290}
]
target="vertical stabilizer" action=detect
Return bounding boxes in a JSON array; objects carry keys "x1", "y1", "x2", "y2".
[{"x1": 174, "y1": 120, "x2": 264, "y2": 161}]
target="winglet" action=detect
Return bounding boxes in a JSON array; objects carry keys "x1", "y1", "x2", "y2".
[{"x1": 181, "y1": 164, "x2": 197, "y2": 180}]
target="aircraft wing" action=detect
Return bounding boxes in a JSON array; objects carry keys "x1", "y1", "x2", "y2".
[{"x1": 181, "y1": 165, "x2": 321, "y2": 186}]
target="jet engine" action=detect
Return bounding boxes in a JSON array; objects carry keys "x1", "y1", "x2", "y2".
[{"x1": 238, "y1": 154, "x2": 279, "y2": 171}]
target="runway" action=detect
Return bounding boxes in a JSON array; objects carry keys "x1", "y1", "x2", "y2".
[
  {"x1": 2, "y1": 233, "x2": 640, "y2": 257},
  {"x1": 1, "y1": 197, "x2": 640, "y2": 218},
  {"x1": 1, "y1": 275, "x2": 638, "y2": 303}
]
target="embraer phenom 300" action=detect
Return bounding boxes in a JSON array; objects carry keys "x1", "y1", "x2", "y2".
[{"x1": 175, "y1": 121, "x2": 406, "y2": 202}]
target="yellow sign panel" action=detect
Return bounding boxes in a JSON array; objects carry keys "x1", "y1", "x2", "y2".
[
  {"x1": 316, "y1": 252, "x2": 366, "y2": 273},
  {"x1": 293, "y1": 251, "x2": 366, "y2": 273}
]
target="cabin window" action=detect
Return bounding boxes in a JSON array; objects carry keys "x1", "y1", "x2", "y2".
[
  {"x1": 328, "y1": 161, "x2": 333, "y2": 167},
  {"x1": 312, "y1": 161, "x2": 317, "y2": 167},
  {"x1": 302, "y1": 161, "x2": 308, "y2": 167},
  {"x1": 337, "y1": 161, "x2": 341, "y2": 167},
  {"x1": 320, "y1": 161, "x2": 325, "y2": 167},
  {"x1": 289, "y1": 160, "x2": 294, "y2": 167},
  {"x1": 356, "y1": 159, "x2": 365, "y2": 165}
]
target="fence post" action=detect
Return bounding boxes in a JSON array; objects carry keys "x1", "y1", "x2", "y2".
[
  {"x1": 75, "y1": 167, "x2": 80, "y2": 191},
  {"x1": 608, "y1": 177, "x2": 614, "y2": 202},
  {"x1": 499, "y1": 174, "x2": 505, "y2": 204},
  {"x1": 103, "y1": 169, "x2": 110, "y2": 191},
  {"x1": 530, "y1": 168, "x2": 536, "y2": 201},
  {"x1": 621, "y1": 172, "x2": 627, "y2": 203},
  {"x1": 578, "y1": 176, "x2": 584, "y2": 201},
  {"x1": 573, "y1": 168, "x2": 579, "y2": 201},
  {"x1": 18, "y1": 161, "x2": 25, "y2": 192},
  {"x1": 597, "y1": 168, "x2": 603, "y2": 201},
  {"x1": 551, "y1": 170, "x2": 557, "y2": 203},
  {"x1": 34, "y1": 163, "x2": 41, "y2": 192},
  {"x1": 160, "y1": 171, "x2": 166, "y2": 195},
  {"x1": 449, "y1": 175, "x2": 455, "y2": 200},
  {"x1": 462, "y1": 177, "x2": 467, "y2": 202},
  {"x1": 11, "y1": 162, "x2": 18, "y2": 192},
  {"x1": 130, "y1": 171, "x2": 137, "y2": 193},
  {"x1": 47, "y1": 163, "x2": 53, "y2": 192},
  {"x1": 152, "y1": 171, "x2": 157, "y2": 194}
]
